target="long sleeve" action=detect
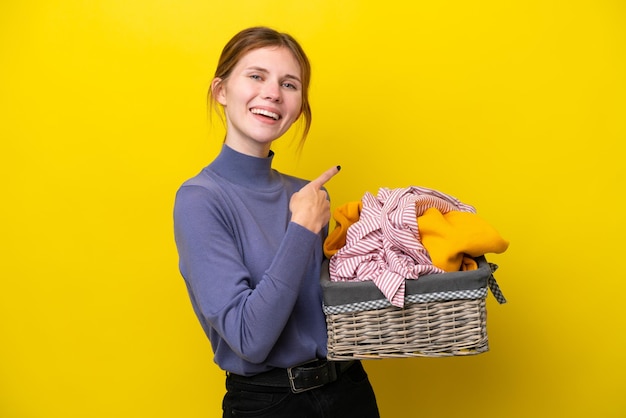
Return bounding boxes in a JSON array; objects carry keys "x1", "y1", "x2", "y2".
[
  {"x1": 175, "y1": 185, "x2": 319, "y2": 364},
  {"x1": 173, "y1": 145, "x2": 329, "y2": 375}
]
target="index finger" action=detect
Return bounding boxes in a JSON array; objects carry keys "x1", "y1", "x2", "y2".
[{"x1": 309, "y1": 165, "x2": 341, "y2": 189}]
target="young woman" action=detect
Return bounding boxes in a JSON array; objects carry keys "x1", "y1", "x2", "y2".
[{"x1": 173, "y1": 27, "x2": 380, "y2": 417}]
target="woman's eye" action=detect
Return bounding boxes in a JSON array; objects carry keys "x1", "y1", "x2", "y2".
[
  {"x1": 282, "y1": 82, "x2": 297, "y2": 90},
  {"x1": 250, "y1": 74, "x2": 262, "y2": 80}
]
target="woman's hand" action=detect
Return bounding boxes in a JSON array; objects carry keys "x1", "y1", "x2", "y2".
[{"x1": 289, "y1": 166, "x2": 341, "y2": 233}]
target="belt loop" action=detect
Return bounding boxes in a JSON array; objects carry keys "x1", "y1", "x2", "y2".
[{"x1": 328, "y1": 361, "x2": 338, "y2": 382}]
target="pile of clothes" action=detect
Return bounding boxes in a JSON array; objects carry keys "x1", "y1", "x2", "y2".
[{"x1": 323, "y1": 186, "x2": 509, "y2": 307}]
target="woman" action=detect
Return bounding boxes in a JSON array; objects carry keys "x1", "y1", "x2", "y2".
[{"x1": 174, "y1": 27, "x2": 380, "y2": 417}]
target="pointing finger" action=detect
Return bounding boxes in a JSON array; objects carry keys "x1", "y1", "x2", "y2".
[{"x1": 309, "y1": 165, "x2": 341, "y2": 189}]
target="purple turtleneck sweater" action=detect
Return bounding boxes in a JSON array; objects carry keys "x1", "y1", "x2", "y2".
[{"x1": 174, "y1": 145, "x2": 329, "y2": 376}]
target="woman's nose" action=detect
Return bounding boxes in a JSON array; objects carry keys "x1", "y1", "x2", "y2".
[{"x1": 262, "y1": 83, "x2": 281, "y2": 102}]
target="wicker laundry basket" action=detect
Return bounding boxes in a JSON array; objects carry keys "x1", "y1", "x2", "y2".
[{"x1": 321, "y1": 257, "x2": 506, "y2": 360}]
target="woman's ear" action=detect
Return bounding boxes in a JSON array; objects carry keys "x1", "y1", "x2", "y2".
[{"x1": 211, "y1": 78, "x2": 227, "y2": 106}]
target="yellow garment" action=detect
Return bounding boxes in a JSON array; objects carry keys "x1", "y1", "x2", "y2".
[
  {"x1": 323, "y1": 201, "x2": 362, "y2": 258},
  {"x1": 461, "y1": 256, "x2": 478, "y2": 271},
  {"x1": 417, "y1": 208, "x2": 509, "y2": 272}
]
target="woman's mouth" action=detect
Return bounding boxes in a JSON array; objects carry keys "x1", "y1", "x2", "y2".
[{"x1": 250, "y1": 108, "x2": 281, "y2": 120}]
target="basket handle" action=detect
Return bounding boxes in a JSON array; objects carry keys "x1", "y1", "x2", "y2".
[{"x1": 488, "y1": 263, "x2": 507, "y2": 304}]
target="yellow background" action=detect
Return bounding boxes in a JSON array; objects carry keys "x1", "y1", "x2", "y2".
[{"x1": 2, "y1": 1, "x2": 625, "y2": 417}]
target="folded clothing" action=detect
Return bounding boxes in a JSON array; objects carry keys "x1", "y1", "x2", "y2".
[
  {"x1": 324, "y1": 201, "x2": 362, "y2": 258},
  {"x1": 324, "y1": 186, "x2": 509, "y2": 307},
  {"x1": 417, "y1": 208, "x2": 509, "y2": 272},
  {"x1": 328, "y1": 186, "x2": 476, "y2": 307}
]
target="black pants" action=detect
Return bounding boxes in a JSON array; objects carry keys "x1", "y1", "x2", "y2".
[{"x1": 222, "y1": 361, "x2": 380, "y2": 417}]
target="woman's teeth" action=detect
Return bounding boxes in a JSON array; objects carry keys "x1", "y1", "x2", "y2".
[{"x1": 251, "y1": 108, "x2": 280, "y2": 120}]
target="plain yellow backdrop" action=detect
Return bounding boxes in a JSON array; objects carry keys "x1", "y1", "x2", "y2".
[{"x1": 1, "y1": 1, "x2": 624, "y2": 417}]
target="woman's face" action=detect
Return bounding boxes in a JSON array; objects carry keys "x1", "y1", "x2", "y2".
[{"x1": 214, "y1": 46, "x2": 303, "y2": 157}]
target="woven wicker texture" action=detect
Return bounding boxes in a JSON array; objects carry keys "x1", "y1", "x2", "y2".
[{"x1": 326, "y1": 298, "x2": 488, "y2": 359}]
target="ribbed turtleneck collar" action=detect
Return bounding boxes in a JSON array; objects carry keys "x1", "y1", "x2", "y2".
[{"x1": 208, "y1": 144, "x2": 280, "y2": 190}]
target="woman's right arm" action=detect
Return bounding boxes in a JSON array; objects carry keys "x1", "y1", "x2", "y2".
[{"x1": 173, "y1": 184, "x2": 320, "y2": 364}]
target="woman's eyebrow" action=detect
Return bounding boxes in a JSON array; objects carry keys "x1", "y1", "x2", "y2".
[
  {"x1": 246, "y1": 66, "x2": 269, "y2": 74},
  {"x1": 283, "y1": 74, "x2": 302, "y2": 83}
]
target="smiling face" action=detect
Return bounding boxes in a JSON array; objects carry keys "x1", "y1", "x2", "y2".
[{"x1": 212, "y1": 46, "x2": 303, "y2": 157}]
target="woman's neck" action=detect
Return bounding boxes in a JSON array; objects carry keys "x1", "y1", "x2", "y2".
[
  {"x1": 210, "y1": 144, "x2": 279, "y2": 190},
  {"x1": 224, "y1": 138, "x2": 272, "y2": 158}
]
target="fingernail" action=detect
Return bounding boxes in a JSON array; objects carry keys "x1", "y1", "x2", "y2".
[{"x1": 336, "y1": 165, "x2": 342, "y2": 171}]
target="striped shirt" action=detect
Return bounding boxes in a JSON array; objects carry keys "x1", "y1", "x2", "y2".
[{"x1": 329, "y1": 186, "x2": 475, "y2": 307}]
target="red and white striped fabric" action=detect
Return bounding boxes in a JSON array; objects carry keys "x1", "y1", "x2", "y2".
[{"x1": 329, "y1": 186, "x2": 476, "y2": 307}]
